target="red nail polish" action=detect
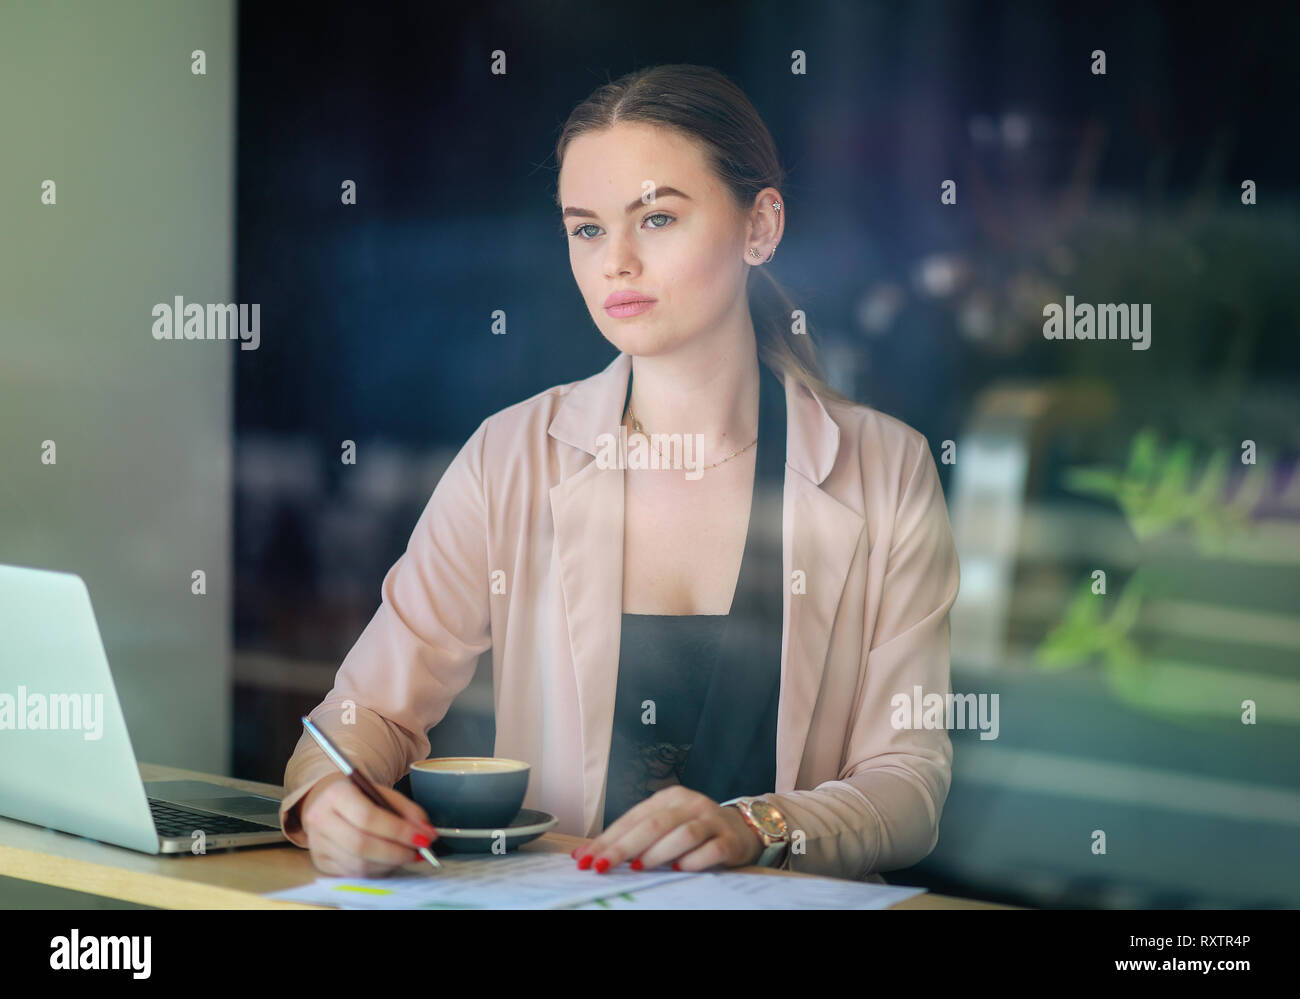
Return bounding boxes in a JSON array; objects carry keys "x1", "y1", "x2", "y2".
[
  {"x1": 577, "y1": 853, "x2": 594, "y2": 870},
  {"x1": 594, "y1": 857, "x2": 611, "y2": 873},
  {"x1": 412, "y1": 834, "x2": 431, "y2": 848},
  {"x1": 629, "y1": 858, "x2": 643, "y2": 870},
  {"x1": 672, "y1": 862, "x2": 680, "y2": 871}
]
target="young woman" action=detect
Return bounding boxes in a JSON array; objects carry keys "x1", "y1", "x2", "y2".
[{"x1": 281, "y1": 64, "x2": 960, "y2": 883}]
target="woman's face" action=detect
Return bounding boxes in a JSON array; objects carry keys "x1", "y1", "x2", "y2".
[{"x1": 558, "y1": 122, "x2": 749, "y2": 358}]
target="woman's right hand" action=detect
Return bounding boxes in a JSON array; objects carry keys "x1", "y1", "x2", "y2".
[{"x1": 298, "y1": 772, "x2": 439, "y2": 877}]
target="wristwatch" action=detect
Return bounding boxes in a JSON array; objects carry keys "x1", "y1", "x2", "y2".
[{"x1": 721, "y1": 796, "x2": 790, "y2": 868}]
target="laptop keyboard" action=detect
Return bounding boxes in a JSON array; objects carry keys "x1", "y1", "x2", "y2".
[{"x1": 148, "y1": 798, "x2": 276, "y2": 837}]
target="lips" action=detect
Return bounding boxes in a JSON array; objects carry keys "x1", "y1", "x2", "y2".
[{"x1": 604, "y1": 290, "x2": 656, "y2": 307}]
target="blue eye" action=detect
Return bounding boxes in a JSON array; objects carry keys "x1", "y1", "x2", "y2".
[{"x1": 568, "y1": 213, "x2": 675, "y2": 240}]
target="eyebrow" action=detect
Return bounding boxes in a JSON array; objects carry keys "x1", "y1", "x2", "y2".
[{"x1": 561, "y1": 186, "x2": 692, "y2": 221}]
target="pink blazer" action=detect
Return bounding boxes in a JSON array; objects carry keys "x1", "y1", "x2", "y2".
[{"x1": 280, "y1": 351, "x2": 961, "y2": 881}]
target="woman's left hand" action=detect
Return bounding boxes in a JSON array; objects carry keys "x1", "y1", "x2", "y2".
[{"x1": 572, "y1": 785, "x2": 763, "y2": 872}]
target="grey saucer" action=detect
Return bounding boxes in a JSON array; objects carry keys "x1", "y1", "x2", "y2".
[{"x1": 430, "y1": 808, "x2": 558, "y2": 854}]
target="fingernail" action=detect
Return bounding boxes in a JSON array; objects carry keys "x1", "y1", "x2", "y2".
[
  {"x1": 594, "y1": 857, "x2": 611, "y2": 873},
  {"x1": 629, "y1": 858, "x2": 643, "y2": 870},
  {"x1": 577, "y1": 853, "x2": 594, "y2": 870},
  {"x1": 672, "y1": 862, "x2": 680, "y2": 871},
  {"x1": 412, "y1": 834, "x2": 432, "y2": 848}
]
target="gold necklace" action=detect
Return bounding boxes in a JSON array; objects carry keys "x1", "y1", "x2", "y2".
[{"x1": 625, "y1": 403, "x2": 757, "y2": 469}]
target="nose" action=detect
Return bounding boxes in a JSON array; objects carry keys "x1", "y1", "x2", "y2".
[{"x1": 602, "y1": 232, "x2": 640, "y2": 279}]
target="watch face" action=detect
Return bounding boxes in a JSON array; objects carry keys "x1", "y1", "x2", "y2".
[{"x1": 750, "y1": 800, "x2": 787, "y2": 836}]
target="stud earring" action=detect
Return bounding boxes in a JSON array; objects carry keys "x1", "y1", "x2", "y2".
[
  {"x1": 749, "y1": 247, "x2": 761, "y2": 259},
  {"x1": 772, "y1": 201, "x2": 782, "y2": 212}
]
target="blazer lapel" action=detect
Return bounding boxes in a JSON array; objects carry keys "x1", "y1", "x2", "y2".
[
  {"x1": 548, "y1": 353, "x2": 631, "y2": 833},
  {"x1": 776, "y1": 374, "x2": 865, "y2": 792}
]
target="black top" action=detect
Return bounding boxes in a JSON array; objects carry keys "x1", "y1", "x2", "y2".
[{"x1": 603, "y1": 363, "x2": 787, "y2": 828}]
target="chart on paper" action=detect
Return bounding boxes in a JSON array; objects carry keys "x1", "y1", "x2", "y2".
[
  {"x1": 265, "y1": 851, "x2": 927, "y2": 909},
  {"x1": 264, "y1": 851, "x2": 697, "y2": 909}
]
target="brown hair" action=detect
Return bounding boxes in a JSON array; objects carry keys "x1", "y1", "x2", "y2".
[{"x1": 554, "y1": 63, "x2": 853, "y2": 406}]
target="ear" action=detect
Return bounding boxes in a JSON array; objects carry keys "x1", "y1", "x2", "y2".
[{"x1": 745, "y1": 188, "x2": 784, "y2": 263}]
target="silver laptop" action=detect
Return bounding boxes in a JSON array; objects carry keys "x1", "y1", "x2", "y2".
[{"x1": 0, "y1": 563, "x2": 287, "y2": 853}]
